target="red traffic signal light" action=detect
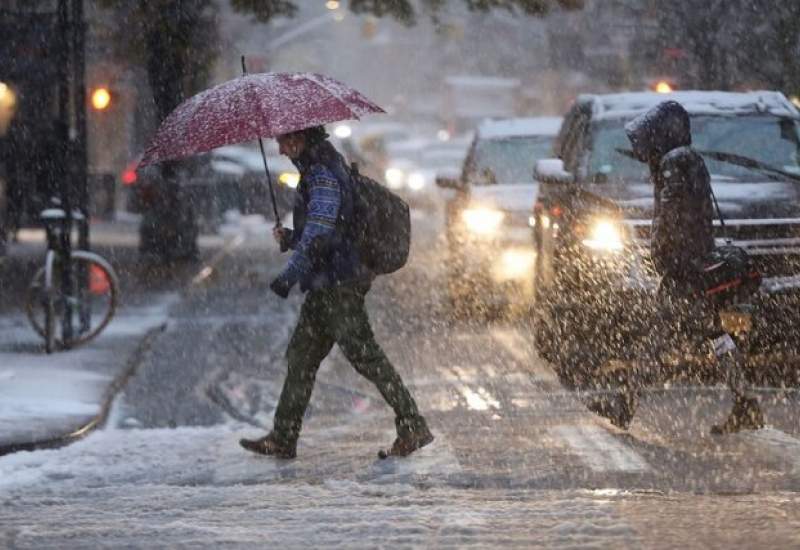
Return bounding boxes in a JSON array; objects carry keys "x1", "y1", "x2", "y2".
[
  {"x1": 650, "y1": 79, "x2": 677, "y2": 94},
  {"x1": 91, "y1": 87, "x2": 112, "y2": 111}
]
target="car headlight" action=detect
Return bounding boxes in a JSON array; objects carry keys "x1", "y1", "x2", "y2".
[
  {"x1": 333, "y1": 124, "x2": 352, "y2": 139},
  {"x1": 407, "y1": 172, "x2": 426, "y2": 191},
  {"x1": 385, "y1": 167, "x2": 405, "y2": 189},
  {"x1": 279, "y1": 172, "x2": 300, "y2": 189},
  {"x1": 462, "y1": 207, "x2": 505, "y2": 235},
  {"x1": 500, "y1": 249, "x2": 536, "y2": 279},
  {"x1": 582, "y1": 219, "x2": 624, "y2": 251}
]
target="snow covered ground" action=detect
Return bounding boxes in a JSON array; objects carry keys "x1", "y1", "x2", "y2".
[
  {"x1": 2, "y1": 418, "x2": 799, "y2": 548},
  {"x1": 1, "y1": 211, "x2": 799, "y2": 548},
  {"x1": 0, "y1": 294, "x2": 177, "y2": 450}
]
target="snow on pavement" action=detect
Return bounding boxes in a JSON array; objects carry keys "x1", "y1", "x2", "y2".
[
  {"x1": 0, "y1": 293, "x2": 178, "y2": 447},
  {"x1": 1, "y1": 421, "x2": 799, "y2": 548}
]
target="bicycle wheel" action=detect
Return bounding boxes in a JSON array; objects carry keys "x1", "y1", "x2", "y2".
[{"x1": 27, "y1": 251, "x2": 120, "y2": 349}]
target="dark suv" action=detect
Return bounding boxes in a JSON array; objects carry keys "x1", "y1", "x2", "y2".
[{"x1": 532, "y1": 91, "x2": 800, "y2": 367}]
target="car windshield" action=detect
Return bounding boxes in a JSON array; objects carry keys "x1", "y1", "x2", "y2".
[
  {"x1": 420, "y1": 149, "x2": 466, "y2": 170},
  {"x1": 466, "y1": 135, "x2": 554, "y2": 185},
  {"x1": 589, "y1": 115, "x2": 800, "y2": 183}
]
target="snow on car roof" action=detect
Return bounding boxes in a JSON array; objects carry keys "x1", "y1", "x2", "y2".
[
  {"x1": 586, "y1": 91, "x2": 800, "y2": 120},
  {"x1": 477, "y1": 116, "x2": 563, "y2": 139}
]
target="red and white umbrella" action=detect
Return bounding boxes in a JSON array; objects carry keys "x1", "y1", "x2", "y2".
[{"x1": 140, "y1": 71, "x2": 384, "y2": 167}]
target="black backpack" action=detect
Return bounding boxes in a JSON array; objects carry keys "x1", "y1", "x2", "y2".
[{"x1": 346, "y1": 163, "x2": 411, "y2": 275}]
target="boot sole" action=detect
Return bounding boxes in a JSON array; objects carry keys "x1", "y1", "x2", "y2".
[
  {"x1": 378, "y1": 433, "x2": 435, "y2": 460},
  {"x1": 239, "y1": 439, "x2": 296, "y2": 459}
]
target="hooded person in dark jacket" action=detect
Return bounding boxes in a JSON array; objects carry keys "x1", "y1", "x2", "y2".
[
  {"x1": 240, "y1": 126, "x2": 433, "y2": 459},
  {"x1": 626, "y1": 100, "x2": 715, "y2": 283},
  {"x1": 590, "y1": 101, "x2": 763, "y2": 433}
]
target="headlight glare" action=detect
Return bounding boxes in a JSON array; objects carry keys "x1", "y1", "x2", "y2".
[
  {"x1": 385, "y1": 167, "x2": 405, "y2": 189},
  {"x1": 582, "y1": 219, "x2": 624, "y2": 251},
  {"x1": 407, "y1": 172, "x2": 426, "y2": 191},
  {"x1": 279, "y1": 172, "x2": 300, "y2": 188},
  {"x1": 462, "y1": 207, "x2": 505, "y2": 235}
]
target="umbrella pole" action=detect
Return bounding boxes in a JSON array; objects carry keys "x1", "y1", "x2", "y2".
[{"x1": 242, "y1": 56, "x2": 281, "y2": 228}]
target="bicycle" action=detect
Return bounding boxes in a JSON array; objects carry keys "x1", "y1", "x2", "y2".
[{"x1": 25, "y1": 206, "x2": 119, "y2": 353}]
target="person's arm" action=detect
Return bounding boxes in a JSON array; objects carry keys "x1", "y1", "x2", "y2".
[
  {"x1": 651, "y1": 154, "x2": 689, "y2": 277},
  {"x1": 270, "y1": 166, "x2": 341, "y2": 297}
]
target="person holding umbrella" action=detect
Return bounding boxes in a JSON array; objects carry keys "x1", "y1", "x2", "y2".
[
  {"x1": 139, "y1": 70, "x2": 433, "y2": 459},
  {"x1": 239, "y1": 125, "x2": 433, "y2": 459}
]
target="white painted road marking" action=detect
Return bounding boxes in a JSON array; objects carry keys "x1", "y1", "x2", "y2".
[
  {"x1": 743, "y1": 428, "x2": 800, "y2": 473},
  {"x1": 552, "y1": 424, "x2": 651, "y2": 473},
  {"x1": 491, "y1": 327, "x2": 557, "y2": 383}
]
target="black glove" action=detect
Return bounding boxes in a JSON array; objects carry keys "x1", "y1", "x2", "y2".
[
  {"x1": 275, "y1": 227, "x2": 293, "y2": 253},
  {"x1": 269, "y1": 275, "x2": 293, "y2": 298}
]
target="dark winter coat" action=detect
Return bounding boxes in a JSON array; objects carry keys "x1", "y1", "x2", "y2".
[
  {"x1": 625, "y1": 101, "x2": 715, "y2": 282},
  {"x1": 281, "y1": 140, "x2": 371, "y2": 292}
]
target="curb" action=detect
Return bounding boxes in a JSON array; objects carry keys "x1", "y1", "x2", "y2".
[{"x1": 0, "y1": 323, "x2": 168, "y2": 457}]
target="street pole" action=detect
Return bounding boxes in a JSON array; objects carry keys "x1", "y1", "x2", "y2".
[
  {"x1": 58, "y1": 0, "x2": 75, "y2": 344},
  {"x1": 73, "y1": 0, "x2": 91, "y2": 333},
  {"x1": 73, "y1": 0, "x2": 88, "y2": 250}
]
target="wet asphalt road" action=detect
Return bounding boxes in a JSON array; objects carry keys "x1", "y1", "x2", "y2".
[
  {"x1": 3, "y1": 211, "x2": 799, "y2": 547},
  {"x1": 119, "y1": 210, "x2": 800, "y2": 494}
]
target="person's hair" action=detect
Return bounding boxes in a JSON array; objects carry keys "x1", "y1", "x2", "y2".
[{"x1": 299, "y1": 125, "x2": 328, "y2": 145}]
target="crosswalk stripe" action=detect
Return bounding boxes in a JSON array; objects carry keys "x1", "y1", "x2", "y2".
[
  {"x1": 743, "y1": 428, "x2": 800, "y2": 472},
  {"x1": 491, "y1": 327, "x2": 557, "y2": 383},
  {"x1": 551, "y1": 424, "x2": 651, "y2": 473}
]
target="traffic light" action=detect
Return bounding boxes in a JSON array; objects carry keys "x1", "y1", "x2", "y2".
[
  {"x1": 362, "y1": 17, "x2": 377, "y2": 39},
  {"x1": 90, "y1": 86, "x2": 112, "y2": 111},
  {"x1": 650, "y1": 79, "x2": 677, "y2": 94}
]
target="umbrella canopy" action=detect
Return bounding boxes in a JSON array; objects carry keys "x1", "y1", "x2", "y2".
[{"x1": 139, "y1": 72, "x2": 384, "y2": 167}]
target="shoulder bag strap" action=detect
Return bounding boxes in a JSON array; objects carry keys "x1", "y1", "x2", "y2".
[{"x1": 707, "y1": 185, "x2": 730, "y2": 243}]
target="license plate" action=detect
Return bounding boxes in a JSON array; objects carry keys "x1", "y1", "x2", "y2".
[{"x1": 719, "y1": 310, "x2": 753, "y2": 334}]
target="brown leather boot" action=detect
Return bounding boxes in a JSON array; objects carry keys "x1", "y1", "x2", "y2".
[
  {"x1": 239, "y1": 432, "x2": 297, "y2": 459},
  {"x1": 378, "y1": 423, "x2": 434, "y2": 459}
]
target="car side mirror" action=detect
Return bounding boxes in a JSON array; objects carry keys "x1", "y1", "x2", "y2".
[
  {"x1": 435, "y1": 175, "x2": 461, "y2": 190},
  {"x1": 534, "y1": 158, "x2": 574, "y2": 185}
]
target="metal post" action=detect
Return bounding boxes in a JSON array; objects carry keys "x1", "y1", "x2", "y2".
[
  {"x1": 72, "y1": 0, "x2": 91, "y2": 333},
  {"x1": 73, "y1": 0, "x2": 88, "y2": 249},
  {"x1": 58, "y1": 0, "x2": 75, "y2": 344}
]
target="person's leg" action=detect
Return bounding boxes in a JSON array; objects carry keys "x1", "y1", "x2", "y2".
[
  {"x1": 272, "y1": 289, "x2": 336, "y2": 447},
  {"x1": 241, "y1": 290, "x2": 335, "y2": 456},
  {"x1": 587, "y1": 282, "x2": 680, "y2": 428},
  {"x1": 331, "y1": 285, "x2": 429, "y2": 443}
]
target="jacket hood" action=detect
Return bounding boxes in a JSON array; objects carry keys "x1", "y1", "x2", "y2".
[{"x1": 624, "y1": 100, "x2": 691, "y2": 163}]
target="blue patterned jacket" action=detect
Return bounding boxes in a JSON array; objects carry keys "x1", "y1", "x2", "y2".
[{"x1": 278, "y1": 141, "x2": 371, "y2": 292}]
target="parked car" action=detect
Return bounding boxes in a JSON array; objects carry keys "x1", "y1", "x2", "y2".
[
  {"x1": 125, "y1": 144, "x2": 299, "y2": 233},
  {"x1": 436, "y1": 116, "x2": 562, "y2": 313},
  {"x1": 382, "y1": 137, "x2": 469, "y2": 212},
  {"x1": 532, "y1": 90, "x2": 800, "y2": 368}
]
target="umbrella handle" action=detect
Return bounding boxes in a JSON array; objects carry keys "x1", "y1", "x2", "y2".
[{"x1": 242, "y1": 55, "x2": 282, "y2": 229}]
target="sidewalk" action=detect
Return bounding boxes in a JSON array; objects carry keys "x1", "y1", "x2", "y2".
[
  {"x1": 0, "y1": 294, "x2": 177, "y2": 455},
  {"x1": 0, "y1": 212, "x2": 276, "y2": 456}
]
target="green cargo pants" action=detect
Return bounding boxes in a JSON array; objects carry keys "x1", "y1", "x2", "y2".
[{"x1": 272, "y1": 282, "x2": 424, "y2": 447}]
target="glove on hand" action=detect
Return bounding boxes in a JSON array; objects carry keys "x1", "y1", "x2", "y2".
[
  {"x1": 269, "y1": 274, "x2": 293, "y2": 299},
  {"x1": 273, "y1": 227, "x2": 293, "y2": 253}
]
